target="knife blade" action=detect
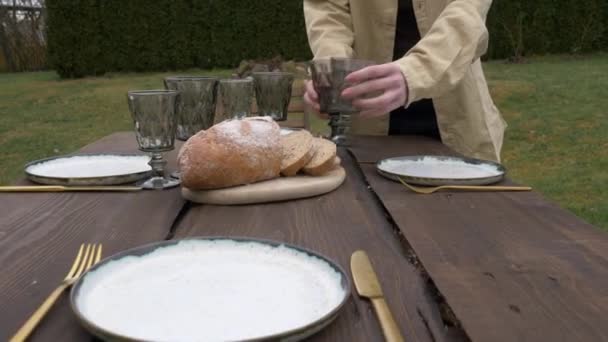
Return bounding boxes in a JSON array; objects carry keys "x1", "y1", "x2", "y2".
[
  {"x1": 351, "y1": 250, "x2": 384, "y2": 298},
  {"x1": 351, "y1": 250, "x2": 404, "y2": 342}
]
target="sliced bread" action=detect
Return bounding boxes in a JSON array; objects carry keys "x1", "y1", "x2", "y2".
[
  {"x1": 302, "y1": 138, "x2": 337, "y2": 176},
  {"x1": 280, "y1": 130, "x2": 314, "y2": 176}
]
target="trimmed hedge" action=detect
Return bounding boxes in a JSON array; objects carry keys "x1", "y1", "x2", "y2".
[
  {"x1": 47, "y1": 0, "x2": 311, "y2": 77},
  {"x1": 47, "y1": 0, "x2": 607, "y2": 78},
  {"x1": 47, "y1": 0, "x2": 102, "y2": 77},
  {"x1": 487, "y1": 0, "x2": 607, "y2": 59}
]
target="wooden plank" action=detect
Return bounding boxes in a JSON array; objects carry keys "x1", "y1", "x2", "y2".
[
  {"x1": 279, "y1": 113, "x2": 310, "y2": 129},
  {"x1": 173, "y1": 149, "x2": 464, "y2": 342},
  {"x1": 349, "y1": 135, "x2": 608, "y2": 341},
  {"x1": 0, "y1": 132, "x2": 186, "y2": 341},
  {"x1": 348, "y1": 135, "x2": 449, "y2": 163},
  {"x1": 287, "y1": 97, "x2": 305, "y2": 112},
  {"x1": 291, "y1": 79, "x2": 306, "y2": 97}
]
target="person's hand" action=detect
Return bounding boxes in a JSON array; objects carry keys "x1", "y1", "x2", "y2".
[
  {"x1": 341, "y1": 63, "x2": 408, "y2": 118},
  {"x1": 303, "y1": 80, "x2": 328, "y2": 119}
]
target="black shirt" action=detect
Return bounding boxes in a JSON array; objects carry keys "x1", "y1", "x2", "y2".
[{"x1": 389, "y1": 0, "x2": 441, "y2": 140}]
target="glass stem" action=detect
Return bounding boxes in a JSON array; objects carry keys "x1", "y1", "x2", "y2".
[
  {"x1": 149, "y1": 152, "x2": 167, "y2": 178},
  {"x1": 328, "y1": 112, "x2": 353, "y2": 146},
  {"x1": 328, "y1": 113, "x2": 340, "y2": 138},
  {"x1": 338, "y1": 113, "x2": 351, "y2": 135}
]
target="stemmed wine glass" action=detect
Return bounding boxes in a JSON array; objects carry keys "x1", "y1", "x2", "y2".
[
  {"x1": 217, "y1": 78, "x2": 254, "y2": 122},
  {"x1": 127, "y1": 90, "x2": 181, "y2": 189},
  {"x1": 164, "y1": 76, "x2": 219, "y2": 179},
  {"x1": 163, "y1": 76, "x2": 219, "y2": 141},
  {"x1": 252, "y1": 72, "x2": 294, "y2": 122},
  {"x1": 309, "y1": 58, "x2": 374, "y2": 145}
]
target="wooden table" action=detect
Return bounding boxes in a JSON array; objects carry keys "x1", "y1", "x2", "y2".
[{"x1": 1, "y1": 132, "x2": 607, "y2": 341}]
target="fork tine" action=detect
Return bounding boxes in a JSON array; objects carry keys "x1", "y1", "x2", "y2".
[
  {"x1": 72, "y1": 244, "x2": 92, "y2": 279},
  {"x1": 85, "y1": 244, "x2": 98, "y2": 269},
  {"x1": 9, "y1": 243, "x2": 99, "y2": 342},
  {"x1": 95, "y1": 244, "x2": 103, "y2": 264},
  {"x1": 65, "y1": 244, "x2": 85, "y2": 279}
]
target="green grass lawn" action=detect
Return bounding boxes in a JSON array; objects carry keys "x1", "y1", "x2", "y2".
[
  {"x1": 484, "y1": 54, "x2": 607, "y2": 230},
  {"x1": 1, "y1": 54, "x2": 606, "y2": 230}
]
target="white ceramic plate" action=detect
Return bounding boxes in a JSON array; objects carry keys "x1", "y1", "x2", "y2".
[
  {"x1": 71, "y1": 238, "x2": 350, "y2": 342},
  {"x1": 24, "y1": 154, "x2": 152, "y2": 186},
  {"x1": 377, "y1": 155, "x2": 505, "y2": 186},
  {"x1": 280, "y1": 127, "x2": 303, "y2": 136}
]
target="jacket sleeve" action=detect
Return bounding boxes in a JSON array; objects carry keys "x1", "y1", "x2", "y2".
[
  {"x1": 303, "y1": 0, "x2": 355, "y2": 58},
  {"x1": 395, "y1": 0, "x2": 492, "y2": 106}
]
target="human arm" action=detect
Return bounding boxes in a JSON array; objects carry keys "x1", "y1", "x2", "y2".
[
  {"x1": 343, "y1": 0, "x2": 493, "y2": 116},
  {"x1": 303, "y1": 0, "x2": 355, "y2": 59},
  {"x1": 395, "y1": 0, "x2": 492, "y2": 106}
]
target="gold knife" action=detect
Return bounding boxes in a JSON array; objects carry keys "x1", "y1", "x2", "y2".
[
  {"x1": 0, "y1": 186, "x2": 143, "y2": 192},
  {"x1": 351, "y1": 250, "x2": 404, "y2": 342}
]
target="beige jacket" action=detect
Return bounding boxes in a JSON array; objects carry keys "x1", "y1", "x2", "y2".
[{"x1": 304, "y1": 0, "x2": 506, "y2": 162}]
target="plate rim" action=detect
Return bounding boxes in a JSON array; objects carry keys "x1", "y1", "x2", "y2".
[
  {"x1": 70, "y1": 236, "x2": 352, "y2": 342},
  {"x1": 376, "y1": 154, "x2": 506, "y2": 185},
  {"x1": 279, "y1": 127, "x2": 304, "y2": 135},
  {"x1": 24, "y1": 153, "x2": 152, "y2": 185}
]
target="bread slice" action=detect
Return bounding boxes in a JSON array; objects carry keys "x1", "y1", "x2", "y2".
[
  {"x1": 280, "y1": 130, "x2": 314, "y2": 176},
  {"x1": 302, "y1": 138, "x2": 337, "y2": 176}
]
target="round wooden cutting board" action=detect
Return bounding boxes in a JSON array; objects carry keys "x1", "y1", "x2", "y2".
[{"x1": 182, "y1": 167, "x2": 346, "y2": 205}]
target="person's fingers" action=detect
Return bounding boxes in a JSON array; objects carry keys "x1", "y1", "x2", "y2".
[
  {"x1": 341, "y1": 76, "x2": 395, "y2": 99},
  {"x1": 345, "y1": 64, "x2": 395, "y2": 83},
  {"x1": 303, "y1": 91, "x2": 329, "y2": 119},
  {"x1": 303, "y1": 90, "x2": 321, "y2": 112},
  {"x1": 303, "y1": 90, "x2": 313, "y2": 106},
  {"x1": 352, "y1": 89, "x2": 401, "y2": 111},
  {"x1": 304, "y1": 80, "x2": 318, "y2": 101}
]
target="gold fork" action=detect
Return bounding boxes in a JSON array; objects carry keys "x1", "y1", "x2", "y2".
[
  {"x1": 398, "y1": 177, "x2": 532, "y2": 194},
  {"x1": 10, "y1": 243, "x2": 103, "y2": 342}
]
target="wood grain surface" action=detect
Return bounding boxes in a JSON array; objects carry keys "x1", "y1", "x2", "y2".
[
  {"x1": 4, "y1": 132, "x2": 606, "y2": 342},
  {"x1": 174, "y1": 149, "x2": 463, "y2": 342},
  {"x1": 0, "y1": 132, "x2": 186, "y2": 341},
  {"x1": 348, "y1": 135, "x2": 450, "y2": 164},
  {"x1": 349, "y1": 135, "x2": 608, "y2": 342}
]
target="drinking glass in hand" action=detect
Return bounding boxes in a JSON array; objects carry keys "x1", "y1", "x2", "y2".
[
  {"x1": 252, "y1": 72, "x2": 294, "y2": 121},
  {"x1": 163, "y1": 76, "x2": 218, "y2": 141},
  {"x1": 217, "y1": 78, "x2": 254, "y2": 123},
  {"x1": 309, "y1": 58, "x2": 374, "y2": 145},
  {"x1": 127, "y1": 90, "x2": 181, "y2": 189}
]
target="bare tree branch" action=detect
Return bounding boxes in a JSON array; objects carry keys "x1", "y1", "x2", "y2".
[{"x1": 0, "y1": 0, "x2": 46, "y2": 71}]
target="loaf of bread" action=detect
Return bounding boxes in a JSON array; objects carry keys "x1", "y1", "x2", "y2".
[{"x1": 178, "y1": 117, "x2": 282, "y2": 190}]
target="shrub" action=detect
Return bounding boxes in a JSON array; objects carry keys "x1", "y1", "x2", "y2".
[
  {"x1": 46, "y1": 0, "x2": 312, "y2": 77},
  {"x1": 46, "y1": 0, "x2": 607, "y2": 77},
  {"x1": 487, "y1": 0, "x2": 606, "y2": 59}
]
